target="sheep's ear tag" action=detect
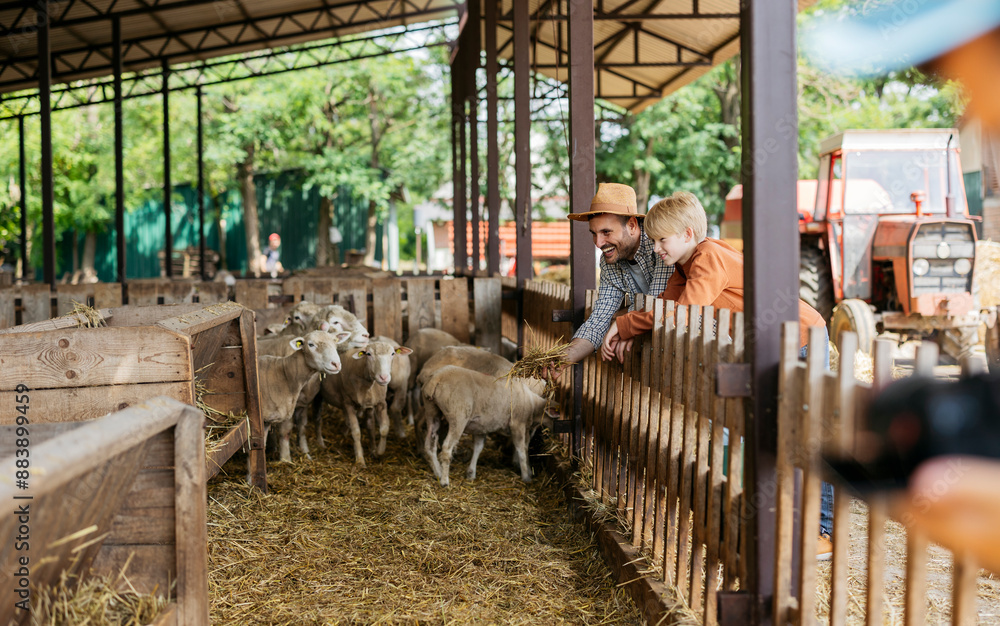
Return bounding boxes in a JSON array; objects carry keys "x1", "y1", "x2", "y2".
[
  {"x1": 291, "y1": 338, "x2": 304, "y2": 351},
  {"x1": 283, "y1": 316, "x2": 291, "y2": 325},
  {"x1": 395, "y1": 347, "x2": 413, "y2": 356},
  {"x1": 353, "y1": 350, "x2": 367, "y2": 360},
  {"x1": 544, "y1": 406, "x2": 560, "y2": 418}
]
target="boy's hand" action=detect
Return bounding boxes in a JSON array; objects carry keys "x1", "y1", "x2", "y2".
[
  {"x1": 614, "y1": 337, "x2": 634, "y2": 363},
  {"x1": 601, "y1": 321, "x2": 622, "y2": 362}
]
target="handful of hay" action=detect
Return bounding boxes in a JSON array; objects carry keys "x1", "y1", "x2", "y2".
[
  {"x1": 976, "y1": 240, "x2": 1000, "y2": 308},
  {"x1": 504, "y1": 338, "x2": 571, "y2": 384}
]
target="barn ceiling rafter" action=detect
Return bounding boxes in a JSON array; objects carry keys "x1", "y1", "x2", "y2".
[{"x1": 0, "y1": 22, "x2": 455, "y2": 120}]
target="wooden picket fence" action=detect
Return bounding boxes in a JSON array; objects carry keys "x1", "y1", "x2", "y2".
[{"x1": 521, "y1": 279, "x2": 992, "y2": 625}]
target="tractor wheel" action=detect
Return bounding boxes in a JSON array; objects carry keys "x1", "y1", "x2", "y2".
[
  {"x1": 938, "y1": 327, "x2": 980, "y2": 366},
  {"x1": 831, "y1": 299, "x2": 877, "y2": 354},
  {"x1": 800, "y1": 244, "x2": 835, "y2": 322}
]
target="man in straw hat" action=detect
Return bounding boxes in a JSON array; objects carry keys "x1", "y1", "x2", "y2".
[
  {"x1": 805, "y1": 0, "x2": 1000, "y2": 572},
  {"x1": 559, "y1": 182, "x2": 674, "y2": 365}
]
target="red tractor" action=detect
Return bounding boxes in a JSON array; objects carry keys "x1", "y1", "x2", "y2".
[{"x1": 724, "y1": 129, "x2": 985, "y2": 362}]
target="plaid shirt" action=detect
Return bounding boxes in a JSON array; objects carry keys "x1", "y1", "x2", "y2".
[{"x1": 573, "y1": 230, "x2": 674, "y2": 350}]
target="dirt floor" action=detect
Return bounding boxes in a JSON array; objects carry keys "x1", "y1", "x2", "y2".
[{"x1": 206, "y1": 417, "x2": 642, "y2": 625}]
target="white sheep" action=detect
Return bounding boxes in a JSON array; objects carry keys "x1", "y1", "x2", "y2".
[
  {"x1": 373, "y1": 335, "x2": 412, "y2": 440},
  {"x1": 421, "y1": 365, "x2": 552, "y2": 486},
  {"x1": 404, "y1": 328, "x2": 464, "y2": 423},
  {"x1": 318, "y1": 340, "x2": 412, "y2": 467},
  {"x1": 256, "y1": 330, "x2": 348, "y2": 463},
  {"x1": 277, "y1": 300, "x2": 322, "y2": 336}
]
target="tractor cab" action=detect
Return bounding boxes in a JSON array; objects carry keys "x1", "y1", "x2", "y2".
[{"x1": 809, "y1": 129, "x2": 980, "y2": 356}]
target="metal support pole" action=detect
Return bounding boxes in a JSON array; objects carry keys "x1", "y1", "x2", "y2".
[
  {"x1": 18, "y1": 115, "x2": 27, "y2": 281},
  {"x1": 113, "y1": 16, "x2": 126, "y2": 293},
  {"x1": 468, "y1": 0, "x2": 481, "y2": 275},
  {"x1": 196, "y1": 85, "x2": 206, "y2": 281},
  {"x1": 458, "y1": 100, "x2": 468, "y2": 275},
  {"x1": 735, "y1": 1, "x2": 800, "y2": 622},
  {"x1": 37, "y1": 5, "x2": 55, "y2": 287},
  {"x1": 485, "y1": 0, "x2": 501, "y2": 276},
  {"x1": 163, "y1": 61, "x2": 173, "y2": 278},
  {"x1": 451, "y1": 65, "x2": 460, "y2": 274},
  {"x1": 513, "y1": 0, "x2": 532, "y2": 345},
  {"x1": 567, "y1": 0, "x2": 596, "y2": 456}
]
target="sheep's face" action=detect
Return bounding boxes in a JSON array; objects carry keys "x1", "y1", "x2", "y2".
[
  {"x1": 293, "y1": 330, "x2": 349, "y2": 375},
  {"x1": 347, "y1": 321, "x2": 370, "y2": 348},
  {"x1": 350, "y1": 341, "x2": 410, "y2": 385}
]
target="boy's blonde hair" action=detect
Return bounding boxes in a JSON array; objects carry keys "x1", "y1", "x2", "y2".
[{"x1": 644, "y1": 191, "x2": 708, "y2": 241}]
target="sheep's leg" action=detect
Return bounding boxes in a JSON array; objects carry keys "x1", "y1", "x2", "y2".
[
  {"x1": 278, "y1": 417, "x2": 295, "y2": 463},
  {"x1": 311, "y1": 394, "x2": 328, "y2": 449},
  {"x1": 389, "y1": 389, "x2": 408, "y2": 439},
  {"x1": 511, "y1": 426, "x2": 532, "y2": 483},
  {"x1": 421, "y1": 403, "x2": 443, "y2": 478},
  {"x1": 344, "y1": 404, "x2": 366, "y2": 468},
  {"x1": 375, "y1": 402, "x2": 390, "y2": 456},
  {"x1": 294, "y1": 406, "x2": 312, "y2": 460},
  {"x1": 405, "y1": 387, "x2": 415, "y2": 426},
  {"x1": 437, "y1": 416, "x2": 466, "y2": 487},
  {"x1": 466, "y1": 435, "x2": 486, "y2": 481}
]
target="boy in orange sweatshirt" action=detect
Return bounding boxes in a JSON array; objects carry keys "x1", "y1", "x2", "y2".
[
  {"x1": 601, "y1": 190, "x2": 834, "y2": 559},
  {"x1": 601, "y1": 190, "x2": 827, "y2": 363}
]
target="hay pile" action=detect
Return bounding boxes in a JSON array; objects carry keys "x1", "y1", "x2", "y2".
[
  {"x1": 69, "y1": 301, "x2": 105, "y2": 328},
  {"x1": 206, "y1": 413, "x2": 642, "y2": 625},
  {"x1": 976, "y1": 240, "x2": 1000, "y2": 308},
  {"x1": 30, "y1": 562, "x2": 167, "y2": 626}
]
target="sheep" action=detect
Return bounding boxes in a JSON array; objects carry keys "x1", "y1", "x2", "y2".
[
  {"x1": 421, "y1": 365, "x2": 552, "y2": 486},
  {"x1": 373, "y1": 335, "x2": 412, "y2": 440},
  {"x1": 415, "y1": 346, "x2": 547, "y2": 467},
  {"x1": 404, "y1": 328, "x2": 463, "y2": 423},
  {"x1": 278, "y1": 300, "x2": 322, "y2": 336},
  {"x1": 318, "y1": 340, "x2": 413, "y2": 467},
  {"x1": 256, "y1": 330, "x2": 348, "y2": 463}
]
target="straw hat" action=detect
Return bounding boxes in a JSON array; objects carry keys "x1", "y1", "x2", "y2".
[{"x1": 567, "y1": 183, "x2": 643, "y2": 222}]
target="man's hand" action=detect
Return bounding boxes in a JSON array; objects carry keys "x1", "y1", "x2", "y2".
[
  {"x1": 541, "y1": 338, "x2": 593, "y2": 380},
  {"x1": 601, "y1": 320, "x2": 625, "y2": 362}
]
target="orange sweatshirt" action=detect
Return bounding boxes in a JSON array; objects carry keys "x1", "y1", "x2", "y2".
[{"x1": 615, "y1": 238, "x2": 825, "y2": 348}]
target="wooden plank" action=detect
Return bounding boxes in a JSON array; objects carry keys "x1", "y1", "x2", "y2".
[
  {"x1": 651, "y1": 301, "x2": 672, "y2": 566},
  {"x1": 0, "y1": 308, "x2": 113, "y2": 334},
  {"x1": 830, "y1": 331, "x2": 857, "y2": 619},
  {"x1": 676, "y1": 305, "x2": 701, "y2": 598},
  {"x1": 664, "y1": 305, "x2": 688, "y2": 579},
  {"x1": 206, "y1": 418, "x2": 250, "y2": 480},
  {"x1": 198, "y1": 344, "x2": 246, "y2": 395},
  {"x1": 234, "y1": 280, "x2": 269, "y2": 310},
  {"x1": 56, "y1": 283, "x2": 93, "y2": 315},
  {"x1": 690, "y1": 306, "x2": 714, "y2": 613},
  {"x1": 952, "y1": 554, "x2": 978, "y2": 626},
  {"x1": 303, "y1": 278, "x2": 335, "y2": 305},
  {"x1": 704, "y1": 309, "x2": 731, "y2": 625},
  {"x1": 94, "y1": 282, "x2": 123, "y2": 308},
  {"x1": 722, "y1": 312, "x2": 745, "y2": 591},
  {"x1": 127, "y1": 469, "x2": 176, "y2": 508},
  {"x1": 157, "y1": 301, "x2": 244, "y2": 338},
  {"x1": 0, "y1": 382, "x2": 192, "y2": 425},
  {"x1": 105, "y1": 507, "x2": 177, "y2": 544},
  {"x1": 191, "y1": 321, "x2": 233, "y2": 375},
  {"x1": 372, "y1": 278, "x2": 403, "y2": 344},
  {"x1": 405, "y1": 278, "x2": 437, "y2": 338},
  {"x1": 129, "y1": 280, "x2": 161, "y2": 306},
  {"x1": 90, "y1": 544, "x2": 177, "y2": 596},
  {"x1": 865, "y1": 339, "x2": 894, "y2": 626},
  {"x1": 332, "y1": 279, "x2": 369, "y2": 321},
  {"x1": 161, "y1": 281, "x2": 196, "y2": 304},
  {"x1": 444, "y1": 277, "x2": 473, "y2": 344},
  {"x1": 20, "y1": 283, "x2": 52, "y2": 322},
  {"x1": 641, "y1": 299, "x2": 664, "y2": 549},
  {"x1": 473, "y1": 276, "x2": 501, "y2": 353},
  {"x1": 797, "y1": 325, "x2": 827, "y2": 626},
  {"x1": 0, "y1": 327, "x2": 191, "y2": 391},
  {"x1": 630, "y1": 298, "x2": 655, "y2": 546},
  {"x1": 174, "y1": 400, "x2": 210, "y2": 625},
  {"x1": 142, "y1": 430, "x2": 178, "y2": 469},
  {"x1": 195, "y1": 281, "x2": 228, "y2": 304},
  {"x1": 773, "y1": 321, "x2": 802, "y2": 624},
  {"x1": 239, "y1": 310, "x2": 267, "y2": 492},
  {"x1": 149, "y1": 602, "x2": 178, "y2": 626},
  {"x1": 0, "y1": 288, "x2": 15, "y2": 328},
  {"x1": 105, "y1": 303, "x2": 208, "y2": 327}
]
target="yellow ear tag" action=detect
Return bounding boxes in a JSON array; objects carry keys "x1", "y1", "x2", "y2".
[
  {"x1": 356, "y1": 351, "x2": 366, "y2": 358},
  {"x1": 295, "y1": 340, "x2": 304, "y2": 348}
]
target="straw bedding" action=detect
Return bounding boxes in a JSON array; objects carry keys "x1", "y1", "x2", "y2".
[{"x1": 206, "y1": 407, "x2": 642, "y2": 625}]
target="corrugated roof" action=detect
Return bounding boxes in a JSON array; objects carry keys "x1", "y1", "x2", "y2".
[
  {"x1": 0, "y1": 0, "x2": 814, "y2": 111},
  {"x1": 446, "y1": 220, "x2": 571, "y2": 259}
]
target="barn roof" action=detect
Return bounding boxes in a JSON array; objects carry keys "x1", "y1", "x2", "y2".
[{"x1": 0, "y1": 0, "x2": 814, "y2": 112}]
